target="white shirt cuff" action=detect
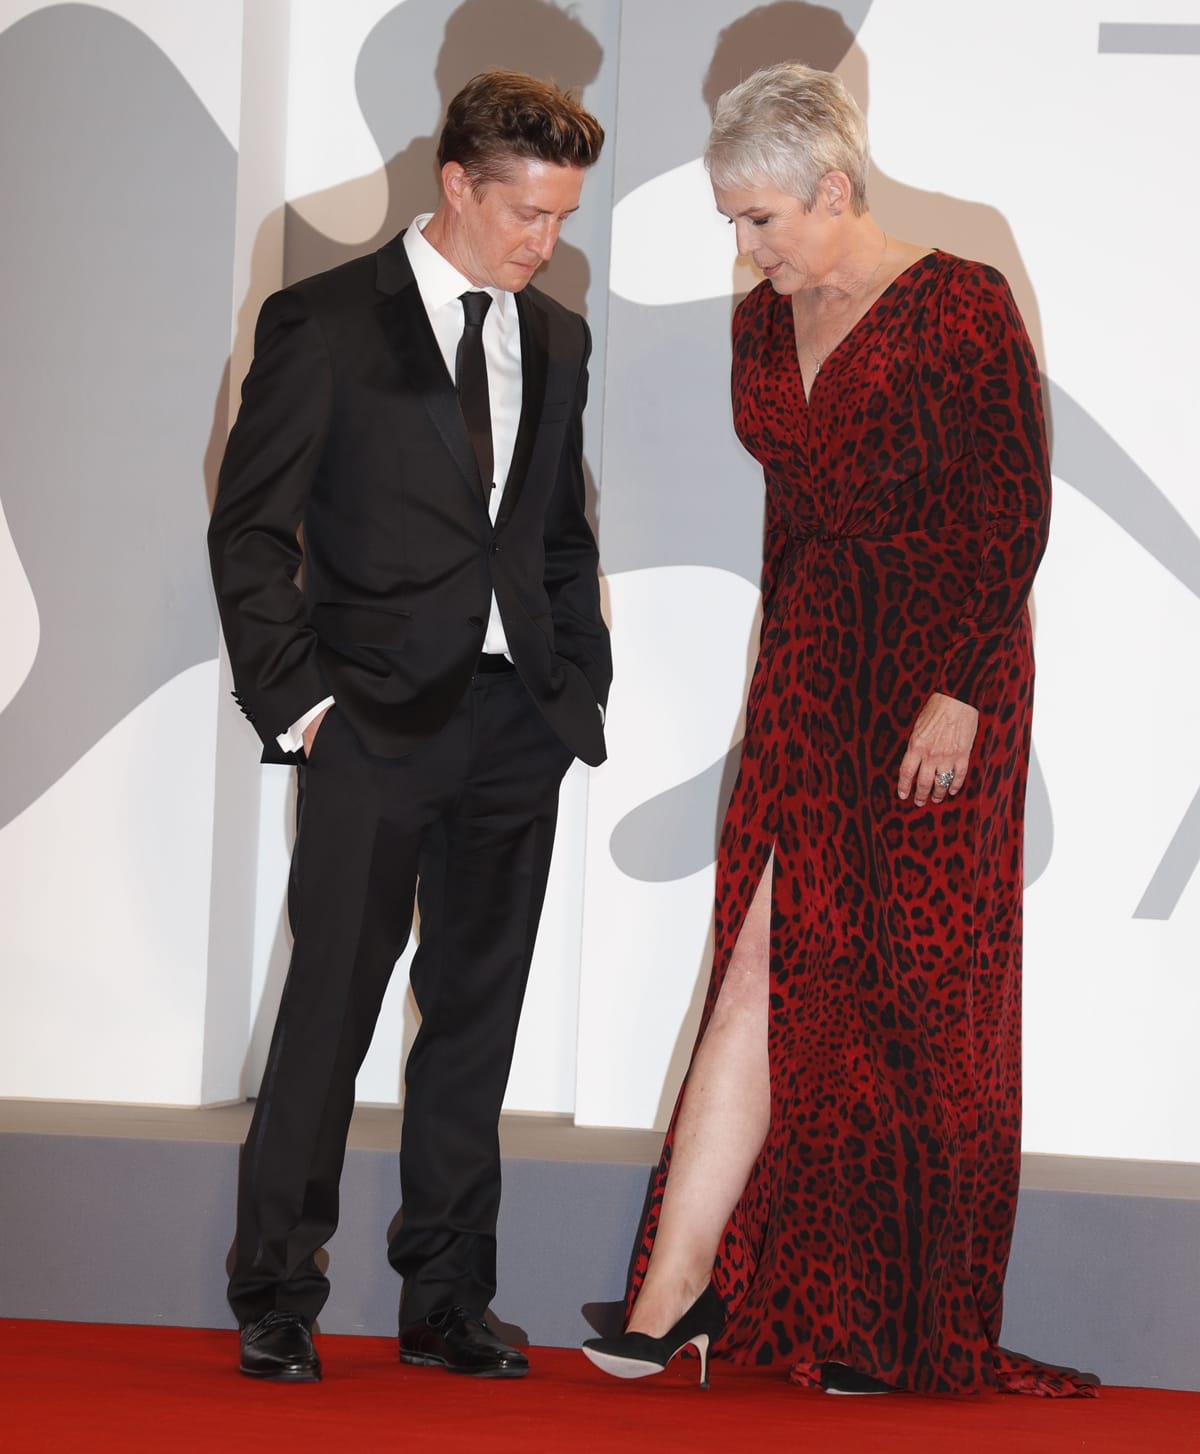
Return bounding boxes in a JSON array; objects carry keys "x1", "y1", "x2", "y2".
[{"x1": 277, "y1": 697, "x2": 334, "y2": 754}]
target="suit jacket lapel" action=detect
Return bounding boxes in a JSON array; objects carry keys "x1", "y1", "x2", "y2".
[
  {"x1": 374, "y1": 235, "x2": 483, "y2": 505},
  {"x1": 503, "y1": 291, "x2": 550, "y2": 523}
]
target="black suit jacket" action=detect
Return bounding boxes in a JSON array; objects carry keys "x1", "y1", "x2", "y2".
[{"x1": 209, "y1": 232, "x2": 611, "y2": 767}]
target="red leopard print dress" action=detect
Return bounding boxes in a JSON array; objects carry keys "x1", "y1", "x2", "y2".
[{"x1": 628, "y1": 253, "x2": 1095, "y2": 1397}]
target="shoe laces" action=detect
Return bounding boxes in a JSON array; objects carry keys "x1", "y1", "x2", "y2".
[{"x1": 429, "y1": 1305, "x2": 487, "y2": 1332}]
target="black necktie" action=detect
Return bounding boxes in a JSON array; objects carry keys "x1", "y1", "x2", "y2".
[{"x1": 456, "y1": 290, "x2": 493, "y2": 500}]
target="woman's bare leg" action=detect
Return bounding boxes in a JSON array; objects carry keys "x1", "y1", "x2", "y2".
[{"x1": 626, "y1": 857, "x2": 773, "y2": 1337}]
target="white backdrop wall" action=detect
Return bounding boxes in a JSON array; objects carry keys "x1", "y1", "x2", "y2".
[{"x1": 0, "y1": 1, "x2": 1196, "y2": 1164}]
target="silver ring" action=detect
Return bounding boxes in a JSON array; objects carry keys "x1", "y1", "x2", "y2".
[{"x1": 935, "y1": 769, "x2": 955, "y2": 790}]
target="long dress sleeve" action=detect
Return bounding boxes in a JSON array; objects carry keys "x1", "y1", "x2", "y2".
[
  {"x1": 936, "y1": 265, "x2": 1050, "y2": 706},
  {"x1": 760, "y1": 481, "x2": 792, "y2": 624}
]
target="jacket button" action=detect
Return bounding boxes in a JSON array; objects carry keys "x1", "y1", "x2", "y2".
[
  {"x1": 490, "y1": 543, "x2": 499, "y2": 554},
  {"x1": 468, "y1": 615, "x2": 483, "y2": 627}
]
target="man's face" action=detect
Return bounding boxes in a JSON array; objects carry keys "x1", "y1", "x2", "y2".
[{"x1": 445, "y1": 157, "x2": 585, "y2": 292}]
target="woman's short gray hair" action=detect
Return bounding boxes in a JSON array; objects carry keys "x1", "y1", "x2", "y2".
[{"x1": 705, "y1": 62, "x2": 869, "y2": 214}]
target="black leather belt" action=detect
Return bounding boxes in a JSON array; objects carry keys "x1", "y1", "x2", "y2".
[{"x1": 476, "y1": 653, "x2": 515, "y2": 674}]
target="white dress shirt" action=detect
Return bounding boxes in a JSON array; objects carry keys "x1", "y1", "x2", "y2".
[{"x1": 278, "y1": 214, "x2": 523, "y2": 753}]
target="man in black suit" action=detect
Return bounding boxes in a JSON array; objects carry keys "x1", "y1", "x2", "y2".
[{"x1": 208, "y1": 71, "x2": 610, "y2": 1383}]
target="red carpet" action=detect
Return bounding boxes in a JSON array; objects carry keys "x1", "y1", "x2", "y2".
[{"x1": 3, "y1": 1320, "x2": 1196, "y2": 1453}]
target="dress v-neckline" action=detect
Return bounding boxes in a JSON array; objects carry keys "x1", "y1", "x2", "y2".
[{"x1": 791, "y1": 250, "x2": 939, "y2": 404}]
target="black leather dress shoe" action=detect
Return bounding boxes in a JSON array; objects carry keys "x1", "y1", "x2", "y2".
[
  {"x1": 239, "y1": 1311, "x2": 322, "y2": 1382},
  {"x1": 399, "y1": 1307, "x2": 529, "y2": 1379}
]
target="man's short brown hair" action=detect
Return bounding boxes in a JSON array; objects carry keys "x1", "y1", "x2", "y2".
[{"x1": 437, "y1": 70, "x2": 604, "y2": 187}]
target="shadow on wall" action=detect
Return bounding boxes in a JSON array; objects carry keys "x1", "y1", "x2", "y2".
[
  {"x1": 601, "y1": 1, "x2": 1200, "y2": 918},
  {"x1": 0, "y1": 5, "x2": 234, "y2": 829}
]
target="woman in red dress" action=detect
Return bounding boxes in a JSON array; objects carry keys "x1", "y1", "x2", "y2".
[{"x1": 584, "y1": 63, "x2": 1093, "y2": 1397}]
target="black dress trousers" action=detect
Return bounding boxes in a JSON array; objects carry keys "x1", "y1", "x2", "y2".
[{"x1": 227, "y1": 668, "x2": 573, "y2": 1328}]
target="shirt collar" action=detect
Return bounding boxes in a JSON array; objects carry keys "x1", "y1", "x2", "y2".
[{"x1": 403, "y1": 213, "x2": 514, "y2": 322}]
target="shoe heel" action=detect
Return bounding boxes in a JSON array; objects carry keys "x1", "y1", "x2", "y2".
[{"x1": 692, "y1": 1333, "x2": 712, "y2": 1390}]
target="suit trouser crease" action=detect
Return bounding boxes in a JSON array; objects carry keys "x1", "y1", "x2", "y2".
[{"x1": 228, "y1": 675, "x2": 570, "y2": 1327}]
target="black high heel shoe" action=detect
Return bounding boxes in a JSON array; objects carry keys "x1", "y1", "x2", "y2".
[
  {"x1": 581, "y1": 1284, "x2": 726, "y2": 1389},
  {"x1": 821, "y1": 1361, "x2": 895, "y2": 1395}
]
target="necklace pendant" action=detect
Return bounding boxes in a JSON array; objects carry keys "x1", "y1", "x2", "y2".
[{"x1": 814, "y1": 360, "x2": 821, "y2": 375}]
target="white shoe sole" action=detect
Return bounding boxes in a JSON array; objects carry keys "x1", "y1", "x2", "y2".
[{"x1": 581, "y1": 1346, "x2": 664, "y2": 1380}]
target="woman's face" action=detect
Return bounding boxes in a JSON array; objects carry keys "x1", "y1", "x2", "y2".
[{"x1": 713, "y1": 180, "x2": 824, "y2": 293}]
